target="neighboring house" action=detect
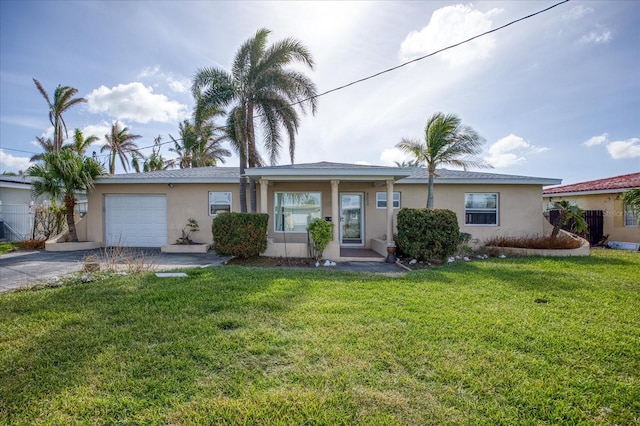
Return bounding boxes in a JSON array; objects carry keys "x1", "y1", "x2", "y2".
[
  {"x1": 0, "y1": 176, "x2": 35, "y2": 241},
  {"x1": 543, "y1": 172, "x2": 640, "y2": 244},
  {"x1": 86, "y1": 162, "x2": 560, "y2": 259}
]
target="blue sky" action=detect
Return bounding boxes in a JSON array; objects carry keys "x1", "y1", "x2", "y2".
[{"x1": 1, "y1": 0, "x2": 638, "y2": 185}]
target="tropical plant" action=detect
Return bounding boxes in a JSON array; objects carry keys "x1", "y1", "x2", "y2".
[
  {"x1": 307, "y1": 218, "x2": 333, "y2": 261},
  {"x1": 394, "y1": 159, "x2": 423, "y2": 168},
  {"x1": 622, "y1": 188, "x2": 640, "y2": 219},
  {"x1": 29, "y1": 136, "x2": 56, "y2": 162},
  {"x1": 27, "y1": 150, "x2": 105, "y2": 242},
  {"x1": 101, "y1": 122, "x2": 142, "y2": 175},
  {"x1": 32, "y1": 79, "x2": 86, "y2": 152},
  {"x1": 192, "y1": 28, "x2": 318, "y2": 212},
  {"x1": 63, "y1": 129, "x2": 98, "y2": 156},
  {"x1": 169, "y1": 118, "x2": 230, "y2": 169},
  {"x1": 550, "y1": 200, "x2": 588, "y2": 239},
  {"x1": 133, "y1": 135, "x2": 169, "y2": 173},
  {"x1": 177, "y1": 218, "x2": 200, "y2": 245},
  {"x1": 396, "y1": 112, "x2": 490, "y2": 208}
]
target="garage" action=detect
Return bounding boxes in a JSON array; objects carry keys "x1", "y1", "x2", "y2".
[{"x1": 104, "y1": 195, "x2": 167, "y2": 247}]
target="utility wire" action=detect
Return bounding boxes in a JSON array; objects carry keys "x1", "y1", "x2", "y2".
[{"x1": 13, "y1": 0, "x2": 570, "y2": 165}]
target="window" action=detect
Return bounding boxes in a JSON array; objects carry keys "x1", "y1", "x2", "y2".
[
  {"x1": 465, "y1": 193, "x2": 498, "y2": 225},
  {"x1": 209, "y1": 192, "x2": 232, "y2": 216},
  {"x1": 376, "y1": 192, "x2": 401, "y2": 209},
  {"x1": 624, "y1": 204, "x2": 638, "y2": 227},
  {"x1": 274, "y1": 192, "x2": 321, "y2": 232}
]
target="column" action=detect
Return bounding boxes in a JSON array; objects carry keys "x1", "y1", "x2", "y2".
[
  {"x1": 331, "y1": 180, "x2": 340, "y2": 243},
  {"x1": 386, "y1": 179, "x2": 394, "y2": 244},
  {"x1": 260, "y1": 179, "x2": 269, "y2": 214}
]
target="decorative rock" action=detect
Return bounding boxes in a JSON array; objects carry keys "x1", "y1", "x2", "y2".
[
  {"x1": 81, "y1": 275, "x2": 91, "y2": 283},
  {"x1": 324, "y1": 260, "x2": 331, "y2": 267},
  {"x1": 447, "y1": 257, "x2": 456, "y2": 263},
  {"x1": 155, "y1": 272, "x2": 188, "y2": 278},
  {"x1": 330, "y1": 261, "x2": 336, "y2": 266},
  {"x1": 463, "y1": 257, "x2": 470, "y2": 261},
  {"x1": 409, "y1": 259, "x2": 418, "y2": 265},
  {"x1": 315, "y1": 261, "x2": 320, "y2": 267},
  {"x1": 498, "y1": 254, "x2": 507, "y2": 259}
]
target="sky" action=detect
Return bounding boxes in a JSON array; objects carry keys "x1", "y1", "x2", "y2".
[{"x1": 0, "y1": 0, "x2": 638, "y2": 186}]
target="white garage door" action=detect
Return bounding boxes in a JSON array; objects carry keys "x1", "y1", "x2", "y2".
[{"x1": 105, "y1": 195, "x2": 167, "y2": 247}]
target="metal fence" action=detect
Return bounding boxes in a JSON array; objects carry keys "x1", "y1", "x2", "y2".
[{"x1": 0, "y1": 203, "x2": 33, "y2": 241}]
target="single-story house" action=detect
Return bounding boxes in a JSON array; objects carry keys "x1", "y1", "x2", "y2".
[
  {"x1": 543, "y1": 172, "x2": 640, "y2": 244},
  {"x1": 85, "y1": 162, "x2": 561, "y2": 259}
]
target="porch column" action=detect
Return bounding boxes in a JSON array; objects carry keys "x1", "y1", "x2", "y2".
[
  {"x1": 259, "y1": 179, "x2": 269, "y2": 214},
  {"x1": 331, "y1": 180, "x2": 340, "y2": 243},
  {"x1": 386, "y1": 179, "x2": 394, "y2": 244}
]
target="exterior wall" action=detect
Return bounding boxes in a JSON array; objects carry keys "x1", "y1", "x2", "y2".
[
  {"x1": 0, "y1": 186, "x2": 33, "y2": 205},
  {"x1": 87, "y1": 183, "x2": 244, "y2": 246},
  {"x1": 397, "y1": 183, "x2": 548, "y2": 246},
  {"x1": 87, "y1": 180, "x2": 551, "y2": 251},
  {"x1": 543, "y1": 193, "x2": 640, "y2": 243}
]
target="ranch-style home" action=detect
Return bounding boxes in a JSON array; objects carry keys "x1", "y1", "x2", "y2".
[
  {"x1": 543, "y1": 172, "x2": 640, "y2": 245},
  {"x1": 85, "y1": 162, "x2": 561, "y2": 260}
]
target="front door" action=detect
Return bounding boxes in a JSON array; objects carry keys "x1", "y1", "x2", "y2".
[{"x1": 340, "y1": 193, "x2": 364, "y2": 246}]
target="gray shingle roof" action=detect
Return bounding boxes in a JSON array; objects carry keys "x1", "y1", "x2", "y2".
[{"x1": 94, "y1": 163, "x2": 561, "y2": 186}]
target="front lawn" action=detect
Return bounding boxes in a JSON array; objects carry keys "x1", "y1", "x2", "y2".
[{"x1": 1, "y1": 250, "x2": 638, "y2": 424}]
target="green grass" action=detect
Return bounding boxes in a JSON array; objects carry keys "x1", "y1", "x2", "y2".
[
  {"x1": 0, "y1": 242, "x2": 19, "y2": 254},
  {"x1": 1, "y1": 250, "x2": 638, "y2": 425}
]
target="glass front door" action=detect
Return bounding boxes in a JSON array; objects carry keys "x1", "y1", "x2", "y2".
[{"x1": 340, "y1": 193, "x2": 364, "y2": 246}]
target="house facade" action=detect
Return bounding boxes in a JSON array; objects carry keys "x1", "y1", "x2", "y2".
[
  {"x1": 0, "y1": 176, "x2": 34, "y2": 241},
  {"x1": 85, "y1": 162, "x2": 561, "y2": 259},
  {"x1": 543, "y1": 172, "x2": 640, "y2": 244}
]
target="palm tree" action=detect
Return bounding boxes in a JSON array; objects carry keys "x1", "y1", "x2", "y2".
[
  {"x1": 27, "y1": 150, "x2": 105, "y2": 242},
  {"x1": 550, "y1": 200, "x2": 588, "y2": 239},
  {"x1": 143, "y1": 136, "x2": 170, "y2": 172},
  {"x1": 33, "y1": 79, "x2": 86, "y2": 151},
  {"x1": 63, "y1": 129, "x2": 98, "y2": 156},
  {"x1": 101, "y1": 122, "x2": 142, "y2": 175},
  {"x1": 622, "y1": 188, "x2": 640, "y2": 220},
  {"x1": 394, "y1": 159, "x2": 423, "y2": 168},
  {"x1": 29, "y1": 136, "x2": 56, "y2": 162},
  {"x1": 396, "y1": 112, "x2": 490, "y2": 208},
  {"x1": 192, "y1": 28, "x2": 318, "y2": 212},
  {"x1": 169, "y1": 118, "x2": 231, "y2": 168}
]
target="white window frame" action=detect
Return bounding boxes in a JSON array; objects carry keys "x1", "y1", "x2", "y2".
[
  {"x1": 376, "y1": 192, "x2": 401, "y2": 209},
  {"x1": 274, "y1": 192, "x2": 322, "y2": 233},
  {"x1": 465, "y1": 193, "x2": 499, "y2": 226},
  {"x1": 209, "y1": 192, "x2": 232, "y2": 216},
  {"x1": 624, "y1": 204, "x2": 638, "y2": 227}
]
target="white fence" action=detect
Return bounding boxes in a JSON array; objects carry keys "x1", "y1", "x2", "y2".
[{"x1": 0, "y1": 203, "x2": 33, "y2": 241}]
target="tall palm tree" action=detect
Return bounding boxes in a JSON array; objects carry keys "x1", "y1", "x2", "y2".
[
  {"x1": 396, "y1": 112, "x2": 490, "y2": 208},
  {"x1": 27, "y1": 150, "x2": 105, "y2": 242},
  {"x1": 101, "y1": 122, "x2": 142, "y2": 175},
  {"x1": 143, "y1": 136, "x2": 170, "y2": 172},
  {"x1": 63, "y1": 129, "x2": 98, "y2": 156},
  {"x1": 394, "y1": 159, "x2": 423, "y2": 168},
  {"x1": 169, "y1": 118, "x2": 230, "y2": 168},
  {"x1": 192, "y1": 28, "x2": 318, "y2": 212},
  {"x1": 33, "y1": 79, "x2": 86, "y2": 151}
]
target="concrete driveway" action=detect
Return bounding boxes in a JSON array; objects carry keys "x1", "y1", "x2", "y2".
[{"x1": 0, "y1": 249, "x2": 229, "y2": 294}]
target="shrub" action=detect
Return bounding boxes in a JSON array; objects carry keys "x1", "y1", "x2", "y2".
[
  {"x1": 485, "y1": 235, "x2": 582, "y2": 250},
  {"x1": 396, "y1": 208, "x2": 460, "y2": 261},
  {"x1": 307, "y1": 218, "x2": 333, "y2": 261},
  {"x1": 33, "y1": 203, "x2": 66, "y2": 240},
  {"x1": 211, "y1": 213, "x2": 268, "y2": 258}
]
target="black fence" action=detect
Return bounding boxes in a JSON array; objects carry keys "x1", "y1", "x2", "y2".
[{"x1": 548, "y1": 209, "x2": 604, "y2": 245}]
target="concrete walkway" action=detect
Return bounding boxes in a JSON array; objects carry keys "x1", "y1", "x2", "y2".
[{"x1": 0, "y1": 249, "x2": 404, "y2": 294}]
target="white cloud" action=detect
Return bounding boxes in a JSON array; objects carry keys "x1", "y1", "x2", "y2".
[
  {"x1": 563, "y1": 5, "x2": 593, "y2": 21},
  {"x1": 0, "y1": 149, "x2": 32, "y2": 171},
  {"x1": 399, "y1": 4, "x2": 502, "y2": 68},
  {"x1": 86, "y1": 82, "x2": 189, "y2": 123},
  {"x1": 379, "y1": 148, "x2": 410, "y2": 166},
  {"x1": 583, "y1": 133, "x2": 608, "y2": 146},
  {"x1": 168, "y1": 80, "x2": 188, "y2": 94},
  {"x1": 138, "y1": 66, "x2": 189, "y2": 94},
  {"x1": 606, "y1": 138, "x2": 640, "y2": 159},
  {"x1": 484, "y1": 134, "x2": 549, "y2": 168},
  {"x1": 579, "y1": 30, "x2": 613, "y2": 45}
]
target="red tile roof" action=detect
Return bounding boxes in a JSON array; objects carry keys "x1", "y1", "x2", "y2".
[{"x1": 543, "y1": 172, "x2": 640, "y2": 195}]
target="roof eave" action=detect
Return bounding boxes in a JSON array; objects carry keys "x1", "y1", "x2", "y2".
[
  {"x1": 398, "y1": 178, "x2": 562, "y2": 185},
  {"x1": 543, "y1": 188, "x2": 630, "y2": 197}
]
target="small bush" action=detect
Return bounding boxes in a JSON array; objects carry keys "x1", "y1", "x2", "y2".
[
  {"x1": 485, "y1": 235, "x2": 582, "y2": 250},
  {"x1": 19, "y1": 239, "x2": 46, "y2": 250},
  {"x1": 396, "y1": 208, "x2": 460, "y2": 261},
  {"x1": 212, "y1": 213, "x2": 268, "y2": 258},
  {"x1": 307, "y1": 218, "x2": 333, "y2": 261}
]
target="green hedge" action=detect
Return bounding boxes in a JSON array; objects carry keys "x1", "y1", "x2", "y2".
[
  {"x1": 211, "y1": 213, "x2": 269, "y2": 258},
  {"x1": 396, "y1": 208, "x2": 460, "y2": 261}
]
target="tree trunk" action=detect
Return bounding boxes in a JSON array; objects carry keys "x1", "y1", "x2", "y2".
[
  {"x1": 239, "y1": 161, "x2": 247, "y2": 213},
  {"x1": 551, "y1": 211, "x2": 565, "y2": 239},
  {"x1": 426, "y1": 166, "x2": 435, "y2": 209},
  {"x1": 65, "y1": 196, "x2": 78, "y2": 242}
]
